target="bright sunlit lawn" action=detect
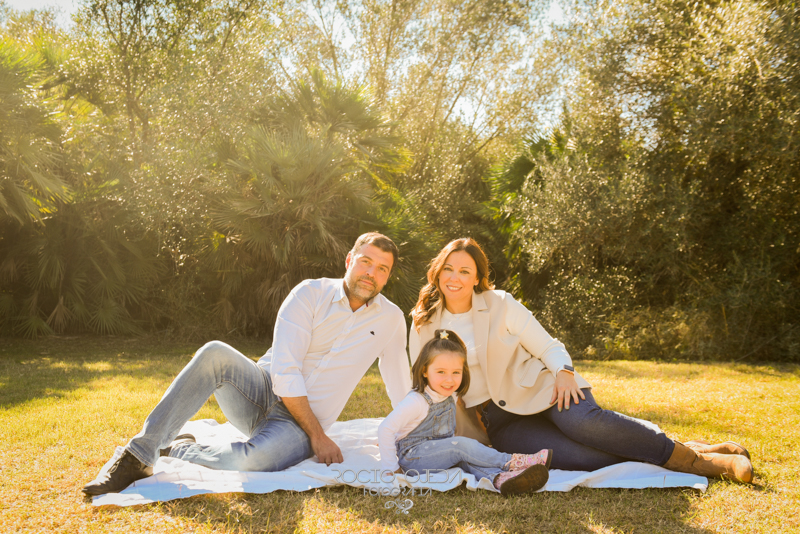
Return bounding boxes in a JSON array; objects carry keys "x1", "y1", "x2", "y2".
[{"x1": 1, "y1": 337, "x2": 798, "y2": 533}]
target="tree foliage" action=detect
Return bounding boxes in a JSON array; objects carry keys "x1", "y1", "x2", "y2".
[
  {"x1": 1, "y1": 0, "x2": 797, "y2": 362},
  {"x1": 205, "y1": 71, "x2": 414, "y2": 334},
  {"x1": 0, "y1": 39, "x2": 68, "y2": 225},
  {"x1": 1, "y1": 30, "x2": 160, "y2": 336},
  {"x1": 492, "y1": 0, "x2": 800, "y2": 361},
  {"x1": 276, "y1": 0, "x2": 551, "y2": 242}
]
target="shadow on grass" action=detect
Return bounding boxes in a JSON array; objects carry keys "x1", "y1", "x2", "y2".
[
  {"x1": 163, "y1": 491, "x2": 307, "y2": 533},
  {"x1": 0, "y1": 336, "x2": 268, "y2": 409},
  {"x1": 328, "y1": 485, "x2": 716, "y2": 534},
  {"x1": 90, "y1": 491, "x2": 306, "y2": 533},
  {"x1": 123, "y1": 483, "x2": 718, "y2": 534}
]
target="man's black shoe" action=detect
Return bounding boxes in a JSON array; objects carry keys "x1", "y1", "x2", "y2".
[
  {"x1": 159, "y1": 433, "x2": 196, "y2": 457},
  {"x1": 82, "y1": 450, "x2": 153, "y2": 496}
]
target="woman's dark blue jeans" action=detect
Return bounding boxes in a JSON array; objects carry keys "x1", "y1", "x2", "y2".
[{"x1": 483, "y1": 390, "x2": 675, "y2": 471}]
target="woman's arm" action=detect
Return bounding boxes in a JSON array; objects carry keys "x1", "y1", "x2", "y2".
[{"x1": 504, "y1": 294, "x2": 585, "y2": 410}]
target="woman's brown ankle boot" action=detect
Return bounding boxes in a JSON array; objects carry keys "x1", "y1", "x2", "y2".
[
  {"x1": 663, "y1": 442, "x2": 753, "y2": 483},
  {"x1": 683, "y1": 440, "x2": 751, "y2": 460}
]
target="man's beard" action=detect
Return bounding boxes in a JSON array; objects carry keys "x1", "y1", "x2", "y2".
[{"x1": 345, "y1": 273, "x2": 381, "y2": 302}]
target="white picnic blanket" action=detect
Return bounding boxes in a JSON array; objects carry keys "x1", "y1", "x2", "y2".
[{"x1": 91, "y1": 418, "x2": 707, "y2": 507}]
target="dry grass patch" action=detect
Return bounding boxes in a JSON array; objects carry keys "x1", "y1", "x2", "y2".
[{"x1": 1, "y1": 337, "x2": 798, "y2": 533}]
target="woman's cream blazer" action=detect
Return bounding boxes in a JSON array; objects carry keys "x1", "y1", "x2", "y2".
[{"x1": 409, "y1": 290, "x2": 591, "y2": 416}]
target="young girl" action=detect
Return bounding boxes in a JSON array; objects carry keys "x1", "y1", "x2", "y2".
[{"x1": 378, "y1": 329, "x2": 552, "y2": 496}]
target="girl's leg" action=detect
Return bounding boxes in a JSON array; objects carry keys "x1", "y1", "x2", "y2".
[
  {"x1": 399, "y1": 437, "x2": 512, "y2": 482},
  {"x1": 541, "y1": 390, "x2": 674, "y2": 466},
  {"x1": 485, "y1": 402, "x2": 628, "y2": 471}
]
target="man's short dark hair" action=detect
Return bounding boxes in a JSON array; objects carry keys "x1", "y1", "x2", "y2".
[{"x1": 350, "y1": 232, "x2": 399, "y2": 273}]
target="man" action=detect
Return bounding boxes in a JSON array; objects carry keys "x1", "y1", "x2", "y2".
[{"x1": 83, "y1": 232, "x2": 411, "y2": 496}]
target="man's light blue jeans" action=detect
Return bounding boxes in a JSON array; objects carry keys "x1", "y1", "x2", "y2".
[{"x1": 126, "y1": 341, "x2": 313, "y2": 471}]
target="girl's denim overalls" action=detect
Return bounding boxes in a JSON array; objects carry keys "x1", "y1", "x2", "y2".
[{"x1": 396, "y1": 391, "x2": 512, "y2": 483}]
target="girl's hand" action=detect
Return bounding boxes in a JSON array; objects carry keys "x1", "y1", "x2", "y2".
[{"x1": 549, "y1": 371, "x2": 586, "y2": 411}]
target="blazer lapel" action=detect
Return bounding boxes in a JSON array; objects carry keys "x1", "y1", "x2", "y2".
[{"x1": 472, "y1": 291, "x2": 490, "y2": 371}]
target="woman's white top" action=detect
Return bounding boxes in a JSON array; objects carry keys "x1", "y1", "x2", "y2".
[
  {"x1": 441, "y1": 309, "x2": 491, "y2": 408},
  {"x1": 377, "y1": 386, "x2": 455, "y2": 472}
]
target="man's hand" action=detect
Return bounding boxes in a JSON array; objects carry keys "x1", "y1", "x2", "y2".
[
  {"x1": 281, "y1": 396, "x2": 343, "y2": 465},
  {"x1": 549, "y1": 370, "x2": 586, "y2": 411},
  {"x1": 310, "y1": 433, "x2": 343, "y2": 466}
]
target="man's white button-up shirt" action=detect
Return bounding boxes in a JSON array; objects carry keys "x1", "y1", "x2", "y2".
[{"x1": 258, "y1": 278, "x2": 411, "y2": 431}]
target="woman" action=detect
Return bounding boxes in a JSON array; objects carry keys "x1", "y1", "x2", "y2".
[{"x1": 409, "y1": 238, "x2": 753, "y2": 482}]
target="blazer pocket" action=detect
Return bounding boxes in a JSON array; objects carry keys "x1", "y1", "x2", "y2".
[{"x1": 517, "y1": 355, "x2": 546, "y2": 388}]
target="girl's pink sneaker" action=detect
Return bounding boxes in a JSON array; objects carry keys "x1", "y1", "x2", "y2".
[
  {"x1": 505, "y1": 449, "x2": 553, "y2": 471},
  {"x1": 493, "y1": 464, "x2": 549, "y2": 496}
]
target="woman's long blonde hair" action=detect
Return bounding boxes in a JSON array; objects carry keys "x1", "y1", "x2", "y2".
[{"x1": 410, "y1": 238, "x2": 494, "y2": 331}]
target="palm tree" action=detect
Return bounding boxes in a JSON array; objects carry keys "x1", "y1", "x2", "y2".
[
  {"x1": 206, "y1": 71, "x2": 415, "y2": 335},
  {"x1": 0, "y1": 39, "x2": 68, "y2": 225},
  {"x1": 1, "y1": 39, "x2": 160, "y2": 337}
]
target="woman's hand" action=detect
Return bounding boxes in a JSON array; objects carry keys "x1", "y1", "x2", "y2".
[{"x1": 550, "y1": 371, "x2": 586, "y2": 411}]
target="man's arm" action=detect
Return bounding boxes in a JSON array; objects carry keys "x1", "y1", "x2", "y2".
[
  {"x1": 281, "y1": 396, "x2": 343, "y2": 465},
  {"x1": 269, "y1": 284, "x2": 315, "y2": 398},
  {"x1": 269, "y1": 283, "x2": 340, "y2": 463}
]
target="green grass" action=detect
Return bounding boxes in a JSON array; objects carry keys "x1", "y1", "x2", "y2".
[{"x1": 1, "y1": 337, "x2": 799, "y2": 533}]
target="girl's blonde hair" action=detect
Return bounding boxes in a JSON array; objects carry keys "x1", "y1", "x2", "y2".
[
  {"x1": 411, "y1": 329, "x2": 471, "y2": 396},
  {"x1": 410, "y1": 238, "x2": 494, "y2": 331}
]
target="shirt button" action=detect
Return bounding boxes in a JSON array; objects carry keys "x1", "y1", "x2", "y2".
[{"x1": 498, "y1": 400, "x2": 506, "y2": 407}]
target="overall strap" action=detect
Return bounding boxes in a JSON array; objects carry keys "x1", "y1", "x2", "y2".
[{"x1": 421, "y1": 391, "x2": 434, "y2": 406}]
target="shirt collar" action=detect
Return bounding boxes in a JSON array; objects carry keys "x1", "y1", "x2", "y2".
[
  {"x1": 424, "y1": 385, "x2": 454, "y2": 403},
  {"x1": 333, "y1": 280, "x2": 349, "y2": 305},
  {"x1": 368, "y1": 292, "x2": 383, "y2": 311},
  {"x1": 334, "y1": 280, "x2": 383, "y2": 311}
]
